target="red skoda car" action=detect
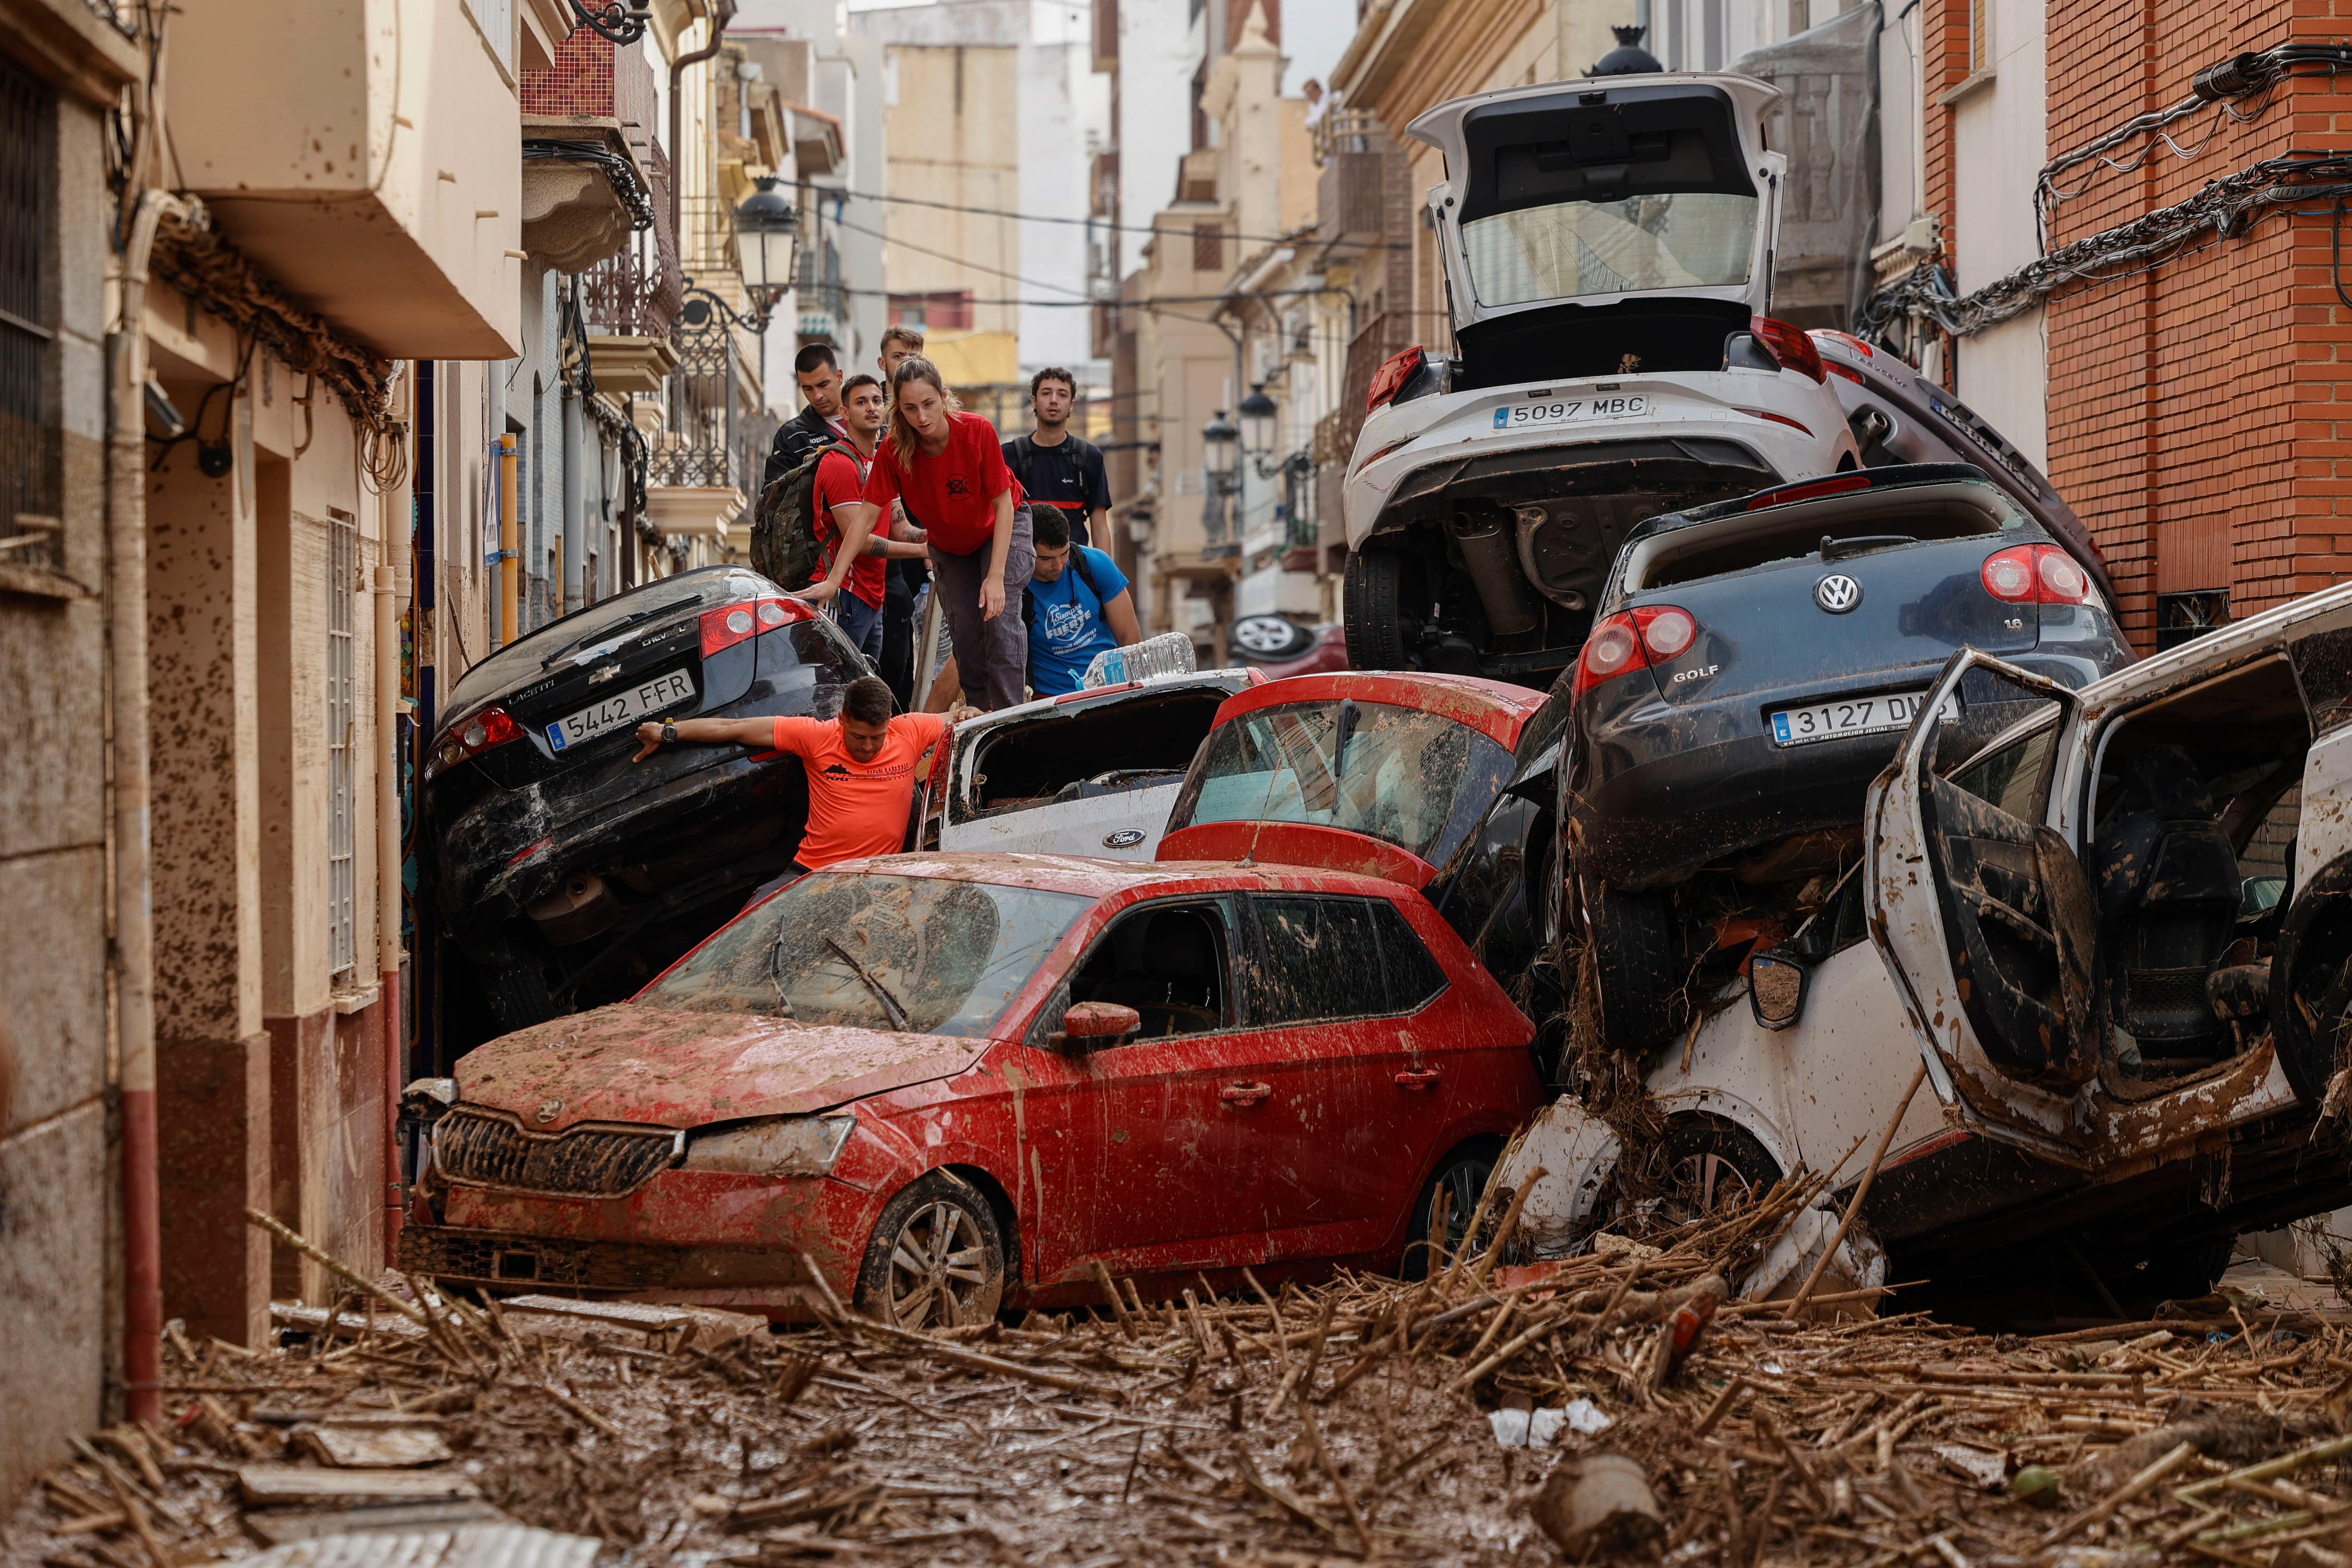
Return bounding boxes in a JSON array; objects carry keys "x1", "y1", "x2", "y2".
[{"x1": 398, "y1": 854, "x2": 1542, "y2": 1326}]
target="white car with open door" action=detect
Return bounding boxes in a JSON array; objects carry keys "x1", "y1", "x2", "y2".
[
  {"x1": 1506, "y1": 579, "x2": 2352, "y2": 1305},
  {"x1": 1341, "y1": 70, "x2": 1857, "y2": 686}
]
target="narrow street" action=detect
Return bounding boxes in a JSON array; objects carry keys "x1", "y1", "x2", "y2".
[{"x1": 15, "y1": 0, "x2": 2352, "y2": 1562}]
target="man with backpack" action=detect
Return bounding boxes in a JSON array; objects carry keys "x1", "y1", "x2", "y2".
[
  {"x1": 762, "y1": 343, "x2": 851, "y2": 491},
  {"x1": 1023, "y1": 507, "x2": 1141, "y2": 696},
  {"x1": 1003, "y1": 367, "x2": 1110, "y2": 549},
  {"x1": 777, "y1": 374, "x2": 921, "y2": 661}
]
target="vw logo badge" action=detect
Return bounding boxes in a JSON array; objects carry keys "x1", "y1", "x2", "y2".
[
  {"x1": 1103, "y1": 829, "x2": 1146, "y2": 849},
  {"x1": 1814, "y1": 573, "x2": 1863, "y2": 613}
]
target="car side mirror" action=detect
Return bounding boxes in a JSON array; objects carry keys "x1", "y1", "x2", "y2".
[
  {"x1": 1052, "y1": 1001, "x2": 1140, "y2": 1050},
  {"x1": 1748, "y1": 948, "x2": 1809, "y2": 1032}
]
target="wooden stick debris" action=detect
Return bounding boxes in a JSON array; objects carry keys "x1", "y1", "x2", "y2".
[{"x1": 1784, "y1": 1058, "x2": 1929, "y2": 1319}]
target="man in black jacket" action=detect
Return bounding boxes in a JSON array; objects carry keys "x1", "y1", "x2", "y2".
[{"x1": 762, "y1": 342, "x2": 850, "y2": 491}]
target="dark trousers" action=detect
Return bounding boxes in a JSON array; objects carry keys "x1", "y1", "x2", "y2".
[{"x1": 880, "y1": 560, "x2": 920, "y2": 709}]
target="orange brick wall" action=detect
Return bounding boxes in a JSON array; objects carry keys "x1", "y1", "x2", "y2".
[{"x1": 1927, "y1": 0, "x2": 2352, "y2": 643}]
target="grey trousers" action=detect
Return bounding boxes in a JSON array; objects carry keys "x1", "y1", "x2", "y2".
[{"x1": 929, "y1": 506, "x2": 1035, "y2": 711}]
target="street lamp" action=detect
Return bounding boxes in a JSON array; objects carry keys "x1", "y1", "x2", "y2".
[
  {"x1": 1201, "y1": 410, "x2": 1239, "y2": 557},
  {"x1": 1202, "y1": 410, "x2": 1238, "y2": 489},
  {"x1": 1238, "y1": 384, "x2": 1279, "y2": 472},
  {"x1": 732, "y1": 176, "x2": 801, "y2": 331}
]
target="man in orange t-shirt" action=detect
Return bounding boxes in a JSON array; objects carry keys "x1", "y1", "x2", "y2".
[{"x1": 632, "y1": 675, "x2": 978, "y2": 887}]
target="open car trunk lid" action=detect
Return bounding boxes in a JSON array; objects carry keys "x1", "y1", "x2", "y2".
[{"x1": 1410, "y1": 74, "x2": 1784, "y2": 383}]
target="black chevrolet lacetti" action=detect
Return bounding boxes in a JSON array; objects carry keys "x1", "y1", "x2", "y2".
[
  {"x1": 421, "y1": 566, "x2": 869, "y2": 1048},
  {"x1": 1566, "y1": 463, "x2": 2135, "y2": 1051}
]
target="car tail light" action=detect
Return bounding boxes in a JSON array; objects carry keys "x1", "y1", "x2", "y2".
[
  {"x1": 1811, "y1": 328, "x2": 1875, "y2": 359},
  {"x1": 1745, "y1": 473, "x2": 1873, "y2": 510},
  {"x1": 1750, "y1": 317, "x2": 1827, "y2": 382},
  {"x1": 1574, "y1": 606, "x2": 1698, "y2": 698},
  {"x1": 700, "y1": 595, "x2": 810, "y2": 658},
  {"x1": 1366, "y1": 344, "x2": 1425, "y2": 413},
  {"x1": 427, "y1": 705, "x2": 522, "y2": 780},
  {"x1": 1981, "y1": 544, "x2": 2095, "y2": 605},
  {"x1": 1640, "y1": 606, "x2": 1697, "y2": 660}
]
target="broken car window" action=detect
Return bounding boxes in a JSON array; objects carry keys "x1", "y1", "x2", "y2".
[
  {"x1": 642, "y1": 873, "x2": 1093, "y2": 1035},
  {"x1": 1170, "y1": 700, "x2": 1514, "y2": 868},
  {"x1": 1462, "y1": 192, "x2": 1756, "y2": 308}
]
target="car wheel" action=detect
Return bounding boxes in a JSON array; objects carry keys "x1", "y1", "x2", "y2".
[
  {"x1": 1589, "y1": 881, "x2": 1690, "y2": 1055},
  {"x1": 853, "y1": 1170, "x2": 1008, "y2": 1329},
  {"x1": 1232, "y1": 614, "x2": 1315, "y2": 661},
  {"x1": 1343, "y1": 548, "x2": 1420, "y2": 671},
  {"x1": 1400, "y1": 1138, "x2": 1504, "y2": 1281},
  {"x1": 1658, "y1": 1118, "x2": 1782, "y2": 1226},
  {"x1": 470, "y1": 927, "x2": 557, "y2": 1035}
]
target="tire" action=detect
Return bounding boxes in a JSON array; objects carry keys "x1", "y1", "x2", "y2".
[
  {"x1": 853, "y1": 1170, "x2": 1008, "y2": 1329},
  {"x1": 1589, "y1": 881, "x2": 1689, "y2": 1056},
  {"x1": 1660, "y1": 1118, "x2": 1782, "y2": 1224},
  {"x1": 1232, "y1": 614, "x2": 1315, "y2": 661},
  {"x1": 1343, "y1": 548, "x2": 1416, "y2": 671},
  {"x1": 1400, "y1": 1139, "x2": 1503, "y2": 1281},
  {"x1": 471, "y1": 926, "x2": 557, "y2": 1036}
]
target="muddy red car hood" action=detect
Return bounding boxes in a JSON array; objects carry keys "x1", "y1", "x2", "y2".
[{"x1": 453, "y1": 1004, "x2": 989, "y2": 1131}]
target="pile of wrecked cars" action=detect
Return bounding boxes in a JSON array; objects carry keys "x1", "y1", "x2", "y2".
[{"x1": 401, "y1": 59, "x2": 2352, "y2": 1330}]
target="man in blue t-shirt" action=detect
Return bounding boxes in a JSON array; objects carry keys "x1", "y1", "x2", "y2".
[{"x1": 1023, "y1": 507, "x2": 1143, "y2": 696}]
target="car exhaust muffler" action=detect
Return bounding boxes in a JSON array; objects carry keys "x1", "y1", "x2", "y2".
[{"x1": 1449, "y1": 510, "x2": 1540, "y2": 636}]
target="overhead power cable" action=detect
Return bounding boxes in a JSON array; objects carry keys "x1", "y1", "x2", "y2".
[
  {"x1": 1867, "y1": 150, "x2": 2352, "y2": 344},
  {"x1": 795, "y1": 175, "x2": 1408, "y2": 251}
]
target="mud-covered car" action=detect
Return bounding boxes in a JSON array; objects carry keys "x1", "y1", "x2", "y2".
[
  {"x1": 1510, "y1": 579, "x2": 2352, "y2": 1303},
  {"x1": 397, "y1": 854, "x2": 1543, "y2": 1322},
  {"x1": 1340, "y1": 71, "x2": 1857, "y2": 683},
  {"x1": 1160, "y1": 671, "x2": 1573, "y2": 996},
  {"x1": 935, "y1": 668, "x2": 1261, "y2": 860},
  {"x1": 1568, "y1": 462, "x2": 2133, "y2": 1051},
  {"x1": 422, "y1": 566, "x2": 870, "y2": 1046}
]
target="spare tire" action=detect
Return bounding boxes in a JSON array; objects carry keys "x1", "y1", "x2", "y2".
[{"x1": 1232, "y1": 614, "x2": 1315, "y2": 661}]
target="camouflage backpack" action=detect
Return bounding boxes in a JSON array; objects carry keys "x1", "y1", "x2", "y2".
[{"x1": 750, "y1": 439, "x2": 861, "y2": 589}]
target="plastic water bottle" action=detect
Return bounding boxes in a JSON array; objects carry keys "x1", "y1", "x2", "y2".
[{"x1": 1081, "y1": 631, "x2": 1197, "y2": 689}]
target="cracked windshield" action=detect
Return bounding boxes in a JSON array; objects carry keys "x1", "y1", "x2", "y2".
[
  {"x1": 1463, "y1": 191, "x2": 1757, "y2": 306},
  {"x1": 642, "y1": 874, "x2": 1092, "y2": 1035},
  {"x1": 1171, "y1": 700, "x2": 1510, "y2": 865}
]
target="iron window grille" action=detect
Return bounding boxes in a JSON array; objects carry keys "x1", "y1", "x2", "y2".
[
  {"x1": 328, "y1": 507, "x2": 358, "y2": 979},
  {"x1": 0, "y1": 53, "x2": 57, "y2": 571}
]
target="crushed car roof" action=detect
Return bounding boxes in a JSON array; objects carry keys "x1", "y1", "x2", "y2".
[
  {"x1": 811, "y1": 850, "x2": 1438, "y2": 900},
  {"x1": 1211, "y1": 672, "x2": 1553, "y2": 749}
]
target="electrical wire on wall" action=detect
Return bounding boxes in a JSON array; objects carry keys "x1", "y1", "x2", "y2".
[
  {"x1": 2035, "y1": 43, "x2": 2352, "y2": 250},
  {"x1": 1863, "y1": 151, "x2": 2352, "y2": 349}
]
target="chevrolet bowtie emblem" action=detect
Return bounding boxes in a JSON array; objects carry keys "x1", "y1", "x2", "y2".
[{"x1": 588, "y1": 662, "x2": 622, "y2": 685}]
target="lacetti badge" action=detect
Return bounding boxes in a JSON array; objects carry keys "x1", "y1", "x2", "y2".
[{"x1": 1814, "y1": 574, "x2": 1863, "y2": 613}]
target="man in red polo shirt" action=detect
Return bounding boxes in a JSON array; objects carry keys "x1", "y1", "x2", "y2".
[{"x1": 632, "y1": 676, "x2": 978, "y2": 886}]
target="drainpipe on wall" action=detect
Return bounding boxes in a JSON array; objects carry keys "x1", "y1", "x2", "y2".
[
  {"x1": 667, "y1": 0, "x2": 739, "y2": 246},
  {"x1": 497, "y1": 432, "x2": 519, "y2": 648},
  {"x1": 109, "y1": 187, "x2": 187, "y2": 1428},
  {"x1": 374, "y1": 558, "x2": 402, "y2": 1261}
]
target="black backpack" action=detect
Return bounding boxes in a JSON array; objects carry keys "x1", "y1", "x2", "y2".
[{"x1": 750, "y1": 439, "x2": 861, "y2": 589}]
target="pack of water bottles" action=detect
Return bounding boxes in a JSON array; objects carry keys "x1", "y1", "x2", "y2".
[{"x1": 1079, "y1": 630, "x2": 1198, "y2": 690}]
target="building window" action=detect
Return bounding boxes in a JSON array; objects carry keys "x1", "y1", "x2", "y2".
[
  {"x1": 0, "y1": 51, "x2": 57, "y2": 569},
  {"x1": 327, "y1": 507, "x2": 358, "y2": 980},
  {"x1": 1194, "y1": 223, "x2": 1224, "y2": 274},
  {"x1": 887, "y1": 291, "x2": 973, "y2": 330},
  {"x1": 1970, "y1": 0, "x2": 1991, "y2": 74}
]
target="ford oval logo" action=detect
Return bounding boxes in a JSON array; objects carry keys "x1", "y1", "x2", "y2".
[
  {"x1": 1814, "y1": 573, "x2": 1863, "y2": 613},
  {"x1": 1103, "y1": 829, "x2": 1146, "y2": 849}
]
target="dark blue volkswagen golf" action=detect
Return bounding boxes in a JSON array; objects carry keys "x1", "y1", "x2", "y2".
[{"x1": 1567, "y1": 463, "x2": 2134, "y2": 1051}]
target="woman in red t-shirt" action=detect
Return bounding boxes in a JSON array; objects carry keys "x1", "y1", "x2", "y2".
[{"x1": 854, "y1": 358, "x2": 1035, "y2": 711}]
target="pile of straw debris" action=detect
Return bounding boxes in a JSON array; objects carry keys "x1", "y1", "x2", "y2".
[{"x1": 9, "y1": 1191, "x2": 2352, "y2": 1568}]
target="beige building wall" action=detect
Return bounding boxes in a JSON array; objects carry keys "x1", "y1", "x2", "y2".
[{"x1": 879, "y1": 42, "x2": 1021, "y2": 388}]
